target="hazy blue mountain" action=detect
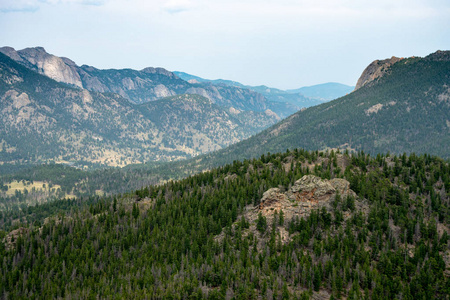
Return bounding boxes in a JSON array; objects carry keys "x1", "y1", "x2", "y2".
[
  {"x1": 287, "y1": 82, "x2": 354, "y2": 100},
  {"x1": 174, "y1": 71, "x2": 352, "y2": 107},
  {"x1": 173, "y1": 71, "x2": 244, "y2": 87}
]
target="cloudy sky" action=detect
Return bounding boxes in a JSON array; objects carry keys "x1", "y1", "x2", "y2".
[{"x1": 1, "y1": 0, "x2": 449, "y2": 89}]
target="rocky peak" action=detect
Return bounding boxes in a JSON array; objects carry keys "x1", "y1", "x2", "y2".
[
  {"x1": 80, "y1": 64, "x2": 97, "y2": 72},
  {"x1": 17, "y1": 47, "x2": 51, "y2": 63},
  {"x1": 288, "y1": 174, "x2": 336, "y2": 201},
  {"x1": 0, "y1": 46, "x2": 15, "y2": 53},
  {"x1": 1, "y1": 46, "x2": 84, "y2": 88},
  {"x1": 354, "y1": 56, "x2": 403, "y2": 91},
  {"x1": 31, "y1": 46, "x2": 46, "y2": 52},
  {"x1": 141, "y1": 67, "x2": 178, "y2": 78},
  {"x1": 60, "y1": 57, "x2": 78, "y2": 66},
  {"x1": 0, "y1": 46, "x2": 24, "y2": 63}
]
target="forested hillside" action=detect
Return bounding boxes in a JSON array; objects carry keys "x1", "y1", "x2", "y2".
[{"x1": 1, "y1": 149, "x2": 449, "y2": 299}]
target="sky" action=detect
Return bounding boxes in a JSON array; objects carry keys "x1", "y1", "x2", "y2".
[{"x1": 1, "y1": 0, "x2": 449, "y2": 89}]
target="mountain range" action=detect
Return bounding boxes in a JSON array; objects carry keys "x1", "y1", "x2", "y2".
[
  {"x1": 0, "y1": 47, "x2": 298, "y2": 118},
  {"x1": 0, "y1": 52, "x2": 280, "y2": 168},
  {"x1": 0, "y1": 46, "x2": 361, "y2": 171}
]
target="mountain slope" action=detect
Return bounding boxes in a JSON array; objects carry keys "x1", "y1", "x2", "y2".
[
  {"x1": 0, "y1": 47, "x2": 296, "y2": 117},
  {"x1": 0, "y1": 52, "x2": 279, "y2": 167},
  {"x1": 137, "y1": 94, "x2": 280, "y2": 155},
  {"x1": 189, "y1": 50, "x2": 450, "y2": 167},
  {"x1": 0, "y1": 52, "x2": 156, "y2": 167}
]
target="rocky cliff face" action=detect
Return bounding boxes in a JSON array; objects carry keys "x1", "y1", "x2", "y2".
[
  {"x1": 354, "y1": 56, "x2": 403, "y2": 90},
  {"x1": 0, "y1": 47, "x2": 83, "y2": 88},
  {"x1": 0, "y1": 47, "x2": 187, "y2": 102}
]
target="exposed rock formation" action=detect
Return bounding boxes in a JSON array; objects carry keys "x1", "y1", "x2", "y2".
[
  {"x1": 255, "y1": 175, "x2": 356, "y2": 223},
  {"x1": 354, "y1": 56, "x2": 403, "y2": 91}
]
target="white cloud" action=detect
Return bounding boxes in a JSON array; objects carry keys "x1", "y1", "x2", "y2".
[
  {"x1": 0, "y1": 0, "x2": 39, "y2": 13},
  {"x1": 40, "y1": 0, "x2": 106, "y2": 5},
  {"x1": 0, "y1": 0, "x2": 107, "y2": 13},
  {"x1": 163, "y1": 0, "x2": 195, "y2": 13},
  {"x1": 205, "y1": 0, "x2": 446, "y2": 19}
]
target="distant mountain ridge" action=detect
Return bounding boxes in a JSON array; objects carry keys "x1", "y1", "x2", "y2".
[
  {"x1": 174, "y1": 71, "x2": 354, "y2": 106},
  {"x1": 0, "y1": 52, "x2": 280, "y2": 167},
  {"x1": 0, "y1": 47, "x2": 296, "y2": 118}
]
